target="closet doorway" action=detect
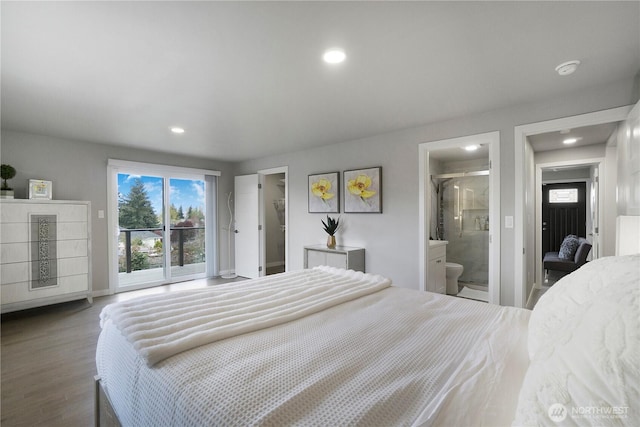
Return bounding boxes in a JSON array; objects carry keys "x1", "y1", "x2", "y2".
[
  {"x1": 259, "y1": 166, "x2": 288, "y2": 276},
  {"x1": 233, "y1": 166, "x2": 288, "y2": 278}
]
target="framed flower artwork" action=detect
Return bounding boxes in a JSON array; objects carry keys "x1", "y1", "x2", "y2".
[
  {"x1": 308, "y1": 172, "x2": 340, "y2": 213},
  {"x1": 344, "y1": 167, "x2": 382, "y2": 213}
]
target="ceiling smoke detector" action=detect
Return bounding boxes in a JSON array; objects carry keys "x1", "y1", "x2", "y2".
[{"x1": 555, "y1": 60, "x2": 580, "y2": 76}]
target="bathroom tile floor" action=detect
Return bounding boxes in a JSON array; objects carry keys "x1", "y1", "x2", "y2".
[{"x1": 456, "y1": 287, "x2": 489, "y2": 302}]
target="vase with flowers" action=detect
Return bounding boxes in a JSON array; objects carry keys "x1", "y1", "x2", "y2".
[{"x1": 321, "y1": 215, "x2": 340, "y2": 249}]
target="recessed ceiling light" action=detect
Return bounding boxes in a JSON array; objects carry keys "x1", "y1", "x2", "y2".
[
  {"x1": 555, "y1": 60, "x2": 580, "y2": 76},
  {"x1": 170, "y1": 127, "x2": 185, "y2": 134},
  {"x1": 464, "y1": 145, "x2": 479, "y2": 152},
  {"x1": 323, "y1": 48, "x2": 346, "y2": 64},
  {"x1": 563, "y1": 138, "x2": 578, "y2": 145}
]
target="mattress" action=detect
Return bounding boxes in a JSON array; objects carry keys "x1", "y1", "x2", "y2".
[{"x1": 96, "y1": 268, "x2": 531, "y2": 426}]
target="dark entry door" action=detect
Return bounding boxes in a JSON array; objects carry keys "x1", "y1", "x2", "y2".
[{"x1": 542, "y1": 182, "x2": 586, "y2": 256}]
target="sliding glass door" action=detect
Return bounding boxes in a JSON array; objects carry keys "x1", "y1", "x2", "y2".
[
  {"x1": 168, "y1": 178, "x2": 206, "y2": 279},
  {"x1": 117, "y1": 173, "x2": 166, "y2": 287},
  {"x1": 108, "y1": 160, "x2": 218, "y2": 292}
]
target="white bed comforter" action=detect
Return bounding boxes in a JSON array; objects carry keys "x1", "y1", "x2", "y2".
[
  {"x1": 100, "y1": 267, "x2": 391, "y2": 366},
  {"x1": 97, "y1": 268, "x2": 530, "y2": 426}
]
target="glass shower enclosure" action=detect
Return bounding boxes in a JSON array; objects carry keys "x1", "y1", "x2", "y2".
[{"x1": 432, "y1": 170, "x2": 490, "y2": 289}]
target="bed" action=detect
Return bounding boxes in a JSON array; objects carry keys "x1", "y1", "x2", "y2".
[{"x1": 95, "y1": 255, "x2": 639, "y2": 426}]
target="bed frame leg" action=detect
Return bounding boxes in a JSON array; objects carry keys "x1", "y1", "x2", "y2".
[
  {"x1": 94, "y1": 375, "x2": 122, "y2": 427},
  {"x1": 94, "y1": 375, "x2": 101, "y2": 427}
]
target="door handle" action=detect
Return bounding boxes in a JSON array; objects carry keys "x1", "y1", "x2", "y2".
[{"x1": 234, "y1": 230, "x2": 239, "y2": 233}]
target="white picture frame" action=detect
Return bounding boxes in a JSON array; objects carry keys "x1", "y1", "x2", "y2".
[{"x1": 29, "y1": 179, "x2": 53, "y2": 200}]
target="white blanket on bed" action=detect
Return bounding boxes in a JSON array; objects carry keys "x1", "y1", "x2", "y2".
[
  {"x1": 97, "y1": 283, "x2": 531, "y2": 427},
  {"x1": 100, "y1": 266, "x2": 391, "y2": 366}
]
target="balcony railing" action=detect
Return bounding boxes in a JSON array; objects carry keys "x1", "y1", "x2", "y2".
[{"x1": 119, "y1": 226, "x2": 205, "y2": 274}]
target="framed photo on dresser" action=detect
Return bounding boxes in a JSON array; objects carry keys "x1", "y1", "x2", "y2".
[{"x1": 28, "y1": 179, "x2": 53, "y2": 200}]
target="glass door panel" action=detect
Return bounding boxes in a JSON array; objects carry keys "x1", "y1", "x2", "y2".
[
  {"x1": 117, "y1": 174, "x2": 166, "y2": 287},
  {"x1": 169, "y1": 178, "x2": 206, "y2": 279}
]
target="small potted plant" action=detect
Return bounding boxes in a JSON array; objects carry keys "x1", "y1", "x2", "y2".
[
  {"x1": 0, "y1": 164, "x2": 16, "y2": 199},
  {"x1": 321, "y1": 215, "x2": 340, "y2": 249}
]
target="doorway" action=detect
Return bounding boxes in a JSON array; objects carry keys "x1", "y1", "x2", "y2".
[
  {"x1": 233, "y1": 166, "x2": 288, "y2": 279},
  {"x1": 264, "y1": 172, "x2": 286, "y2": 275},
  {"x1": 514, "y1": 106, "x2": 631, "y2": 308},
  {"x1": 541, "y1": 182, "x2": 587, "y2": 257},
  {"x1": 534, "y1": 159, "x2": 603, "y2": 290},
  {"x1": 418, "y1": 131, "x2": 500, "y2": 305},
  {"x1": 107, "y1": 160, "x2": 220, "y2": 293}
]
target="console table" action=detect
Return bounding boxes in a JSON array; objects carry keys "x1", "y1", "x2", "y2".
[{"x1": 303, "y1": 245, "x2": 365, "y2": 272}]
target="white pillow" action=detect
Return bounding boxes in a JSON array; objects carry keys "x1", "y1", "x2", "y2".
[
  {"x1": 515, "y1": 255, "x2": 640, "y2": 426},
  {"x1": 513, "y1": 277, "x2": 639, "y2": 426},
  {"x1": 527, "y1": 255, "x2": 640, "y2": 360}
]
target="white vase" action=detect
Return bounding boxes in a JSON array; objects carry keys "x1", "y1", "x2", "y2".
[{"x1": 0, "y1": 189, "x2": 14, "y2": 199}]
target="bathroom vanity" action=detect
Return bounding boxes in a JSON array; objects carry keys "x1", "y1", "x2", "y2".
[{"x1": 427, "y1": 240, "x2": 447, "y2": 294}]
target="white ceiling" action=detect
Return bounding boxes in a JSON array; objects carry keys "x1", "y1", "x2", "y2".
[
  {"x1": 2, "y1": 1, "x2": 639, "y2": 162},
  {"x1": 528, "y1": 122, "x2": 619, "y2": 153}
]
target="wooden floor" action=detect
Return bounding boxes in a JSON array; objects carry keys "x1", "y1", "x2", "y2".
[
  {"x1": 1, "y1": 276, "x2": 246, "y2": 427},
  {"x1": 526, "y1": 273, "x2": 562, "y2": 310}
]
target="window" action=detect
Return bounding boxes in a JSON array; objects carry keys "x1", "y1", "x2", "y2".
[{"x1": 549, "y1": 188, "x2": 578, "y2": 203}]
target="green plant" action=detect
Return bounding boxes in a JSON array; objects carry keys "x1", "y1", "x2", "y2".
[
  {"x1": 321, "y1": 215, "x2": 340, "y2": 236},
  {"x1": 131, "y1": 251, "x2": 150, "y2": 271},
  {"x1": 1, "y1": 164, "x2": 16, "y2": 190}
]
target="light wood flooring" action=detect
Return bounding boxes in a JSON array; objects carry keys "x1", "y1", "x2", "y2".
[
  {"x1": 526, "y1": 273, "x2": 562, "y2": 310},
  {"x1": 1, "y1": 276, "x2": 246, "y2": 427}
]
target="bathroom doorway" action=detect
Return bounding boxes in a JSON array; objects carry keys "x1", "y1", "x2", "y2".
[{"x1": 418, "y1": 132, "x2": 500, "y2": 304}]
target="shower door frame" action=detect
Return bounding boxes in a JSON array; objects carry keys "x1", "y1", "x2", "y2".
[{"x1": 418, "y1": 131, "x2": 501, "y2": 305}]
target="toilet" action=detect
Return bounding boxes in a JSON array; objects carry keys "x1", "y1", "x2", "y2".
[{"x1": 445, "y1": 263, "x2": 464, "y2": 295}]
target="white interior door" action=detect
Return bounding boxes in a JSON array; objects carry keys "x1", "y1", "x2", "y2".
[{"x1": 234, "y1": 174, "x2": 260, "y2": 278}]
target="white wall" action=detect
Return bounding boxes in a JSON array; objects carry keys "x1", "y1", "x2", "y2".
[
  {"x1": 236, "y1": 77, "x2": 636, "y2": 305},
  {"x1": 603, "y1": 145, "x2": 618, "y2": 256},
  {"x1": 541, "y1": 167, "x2": 591, "y2": 181},
  {"x1": 0, "y1": 130, "x2": 235, "y2": 293},
  {"x1": 616, "y1": 101, "x2": 640, "y2": 215},
  {"x1": 534, "y1": 144, "x2": 606, "y2": 165},
  {"x1": 1, "y1": 78, "x2": 635, "y2": 304}
]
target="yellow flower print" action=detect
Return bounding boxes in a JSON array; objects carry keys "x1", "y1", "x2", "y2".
[
  {"x1": 347, "y1": 175, "x2": 376, "y2": 199},
  {"x1": 311, "y1": 179, "x2": 335, "y2": 200}
]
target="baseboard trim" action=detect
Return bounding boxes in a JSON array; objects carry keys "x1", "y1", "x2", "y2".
[
  {"x1": 525, "y1": 283, "x2": 538, "y2": 310},
  {"x1": 266, "y1": 261, "x2": 285, "y2": 268},
  {"x1": 92, "y1": 289, "x2": 112, "y2": 298}
]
